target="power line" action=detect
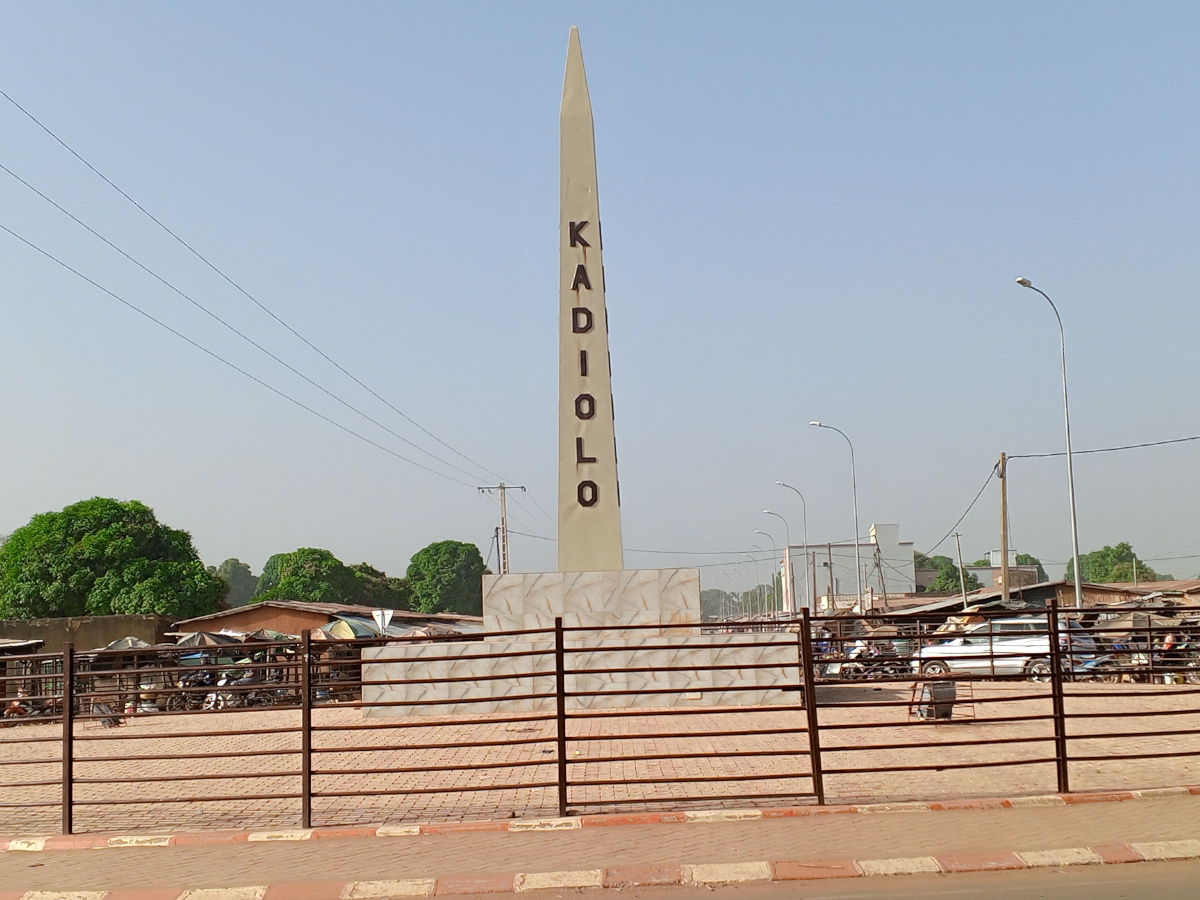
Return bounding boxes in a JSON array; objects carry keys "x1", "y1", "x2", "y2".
[
  {"x1": 0, "y1": 161, "x2": 494, "y2": 485},
  {"x1": 1009, "y1": 435, "x2": 1200, "y2": 459},
  {"x1": 0, "y1": 87, "x2": 511, "y2": 487},
  {"x1": 923, "y1": 463, "x2": 999, "y2": 557},
  {"x1": 0, "y1": 221, "x2": 478, "y2": 488}
]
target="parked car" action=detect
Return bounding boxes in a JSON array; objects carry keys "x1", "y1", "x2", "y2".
[{"x1": 912, "y1": 617, "x2": 1096, "y2": 679}]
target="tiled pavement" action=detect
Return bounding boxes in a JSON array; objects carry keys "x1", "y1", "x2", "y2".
[
  {"x1": 1, "y1": 792, "x2": 1199, "y2": 896},
  {"x1": 1, "y1": 681, "x2": 1198, "y2": 835}
]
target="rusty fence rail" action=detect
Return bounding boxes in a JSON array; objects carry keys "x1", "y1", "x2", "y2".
[{"x1": 0, "y1": 603, "x2": 1198, "y2": 833}]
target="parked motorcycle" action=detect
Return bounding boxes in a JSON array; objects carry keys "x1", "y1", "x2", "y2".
[{"x1": 167, "y1": 670, "x2": 215, "y2": 711}]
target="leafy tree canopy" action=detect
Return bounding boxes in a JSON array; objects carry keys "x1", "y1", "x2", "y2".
[
  {"x1": 914, "y1": 553, "x2": 954, "y2": 571},
  {"x1": 969, "y1": 554, "x2": 1048, "y2": 581},
  {"x1": 1065, "y1": 543, "x2": 1171, "y2": 583},
  {"x1": 700, "y1": 588, "x2": 734, "y2": 620},
  {"x1": 351, "y1": 562, "x2": 412, "y2": 610},
  {"x1": 406, "y1": 540, "x2": 486, "y2": 615},
  {"x1": 925, "y1": 563, "x2": 982, "y2": 595},
  {"x1": 252, "y1": 550, "x2": 412, "y2": 609},
  {"x1": 253, "y1": 548, "x2": 361, "y2": 604},
  {"x1": 1016, "y1": 553, "x2": 1049, "y2": 582},
  {"x1": 0, "y1": 497, "x2": 225, "y2": 619},
  {"x1": 211, "y1": 558, "x2": 257, "y2": 608}
]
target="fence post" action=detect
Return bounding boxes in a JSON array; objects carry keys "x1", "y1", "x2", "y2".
[
  {"x1": 554, "y1": 617, "x2": 568, "y2": 817},
  {"x1": 798, "y1": 610, "x2": 825, "y2": 805},
  {"x1": 61, "y1": 642, "x2": 74, "y2": 835},
  {"x1": 1047, "y1": 599, "x2": 1070, "y2": 793},
  {"x1": 300, "y1": 630, "x2": 312, "y2": 829}
]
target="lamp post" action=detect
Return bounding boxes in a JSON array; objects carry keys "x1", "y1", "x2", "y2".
[
  {"x1": 761, "y1": 513, "x2": 793, "y2": 616},
  {"x1": 732, "y1": 563, "x2": 750, "y2": 616},
  {"x1": 753, "y1": 530, "x2": 779, "y2": 615},
  {"x1": 776, "y1": 482, "x2": 811, "y2": 612},
  {"x1": 748, "y1": 548, "x2": 767, "y2": 615},
  {"x1": 738, "y1": 556, "x2": 758, "y2": 616},
  {"x1": 810, "y1": 421, "x2": 863, "y2": 611},
  {"x1": 1015, "y1": 277, "x2": 1084, "y2": 610}
]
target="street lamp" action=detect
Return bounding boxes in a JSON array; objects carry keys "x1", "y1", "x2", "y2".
[
  {"x1": 1016, "y1": 277, "x2": 1084, "y2": 610},
  {"x1": 748, "y1": 547, "x2": 767, "y2": 615},
  {"x1": 776, "y1": 482, "x2": 811, "y2": 612},
  {"x1": 810, "y1": 421, "x2": 863, "y2": 611},
  {"x1": 753, "y1": 529, "x2": 778, "y2": 615},
  {"x1": 761, "y1": 513, "x2": 793, "y2": 616}
]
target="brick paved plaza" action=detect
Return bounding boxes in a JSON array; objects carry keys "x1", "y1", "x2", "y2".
[{"x1": 1, "y1": 681, "x2": 1197, "y2": 835}]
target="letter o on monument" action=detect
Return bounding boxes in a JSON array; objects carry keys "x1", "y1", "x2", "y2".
[
  {"x1": 577, "y1": 481, "x2": 599, "y2": 507},
  {"x1": 574, "y1": 393, "x2": 595, "y2": 419}
]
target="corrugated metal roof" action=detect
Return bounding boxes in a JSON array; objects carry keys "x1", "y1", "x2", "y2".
[{"x1": 174, "y1": 600, "x2": 482, "y2": 629}]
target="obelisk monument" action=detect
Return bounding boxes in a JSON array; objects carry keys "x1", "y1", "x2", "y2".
[{"x1": 558, "y1": 26, "x2": 623, "y2": 572}]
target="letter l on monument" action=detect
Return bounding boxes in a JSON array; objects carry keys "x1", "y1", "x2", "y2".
[{"x1": 558, "y1": 26, "x2": 623, "y2": 572}]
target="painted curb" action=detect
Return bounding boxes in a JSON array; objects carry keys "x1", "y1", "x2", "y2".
[
  {"x1": 3, "y1": 783, "x2": 1198, "y2": 854},
  {"x1": 5, "y1": 837, "x2": 1199, "y2": 898}
]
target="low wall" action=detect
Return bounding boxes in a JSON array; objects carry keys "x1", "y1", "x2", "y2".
[
  {"x1": 362, "y1": 630, "x2": 800, "y2": 716},
  {"x1": 0, "y1": 614, "x2": 170, "y2": 652}
]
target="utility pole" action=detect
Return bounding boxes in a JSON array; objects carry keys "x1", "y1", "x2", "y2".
[
  {"x1": 827, "y1": 544, "x2": 835, "y2": 605},
  {"x1": 999, "y1": 452, "x2": 1010, "y2": 602},
  {"x1": 873, "y1": 545, "x2": 889, "y2": 610},
  {"x1": 953, "y1": 532, "x2": 969, "y2": 607},
  {"x1": 811, "y1": 551, "x2": 818, "y2": 613},
  {"x1": 478, "y1": 483, "x2": 526, "y2": 575}
]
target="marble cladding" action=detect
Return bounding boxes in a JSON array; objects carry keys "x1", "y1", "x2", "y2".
[
  {"x1": 481, "y1": 568, "x2": 700, "y2": 632},
  {"x1": 361, "y1": 632, "x2": 799, "y2": 717},
  {"x1": 361, "y1": 568, "x2": 798, "y2": 717}
]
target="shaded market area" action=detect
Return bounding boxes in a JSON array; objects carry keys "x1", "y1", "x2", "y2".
[{"x1": 0, "y1": 602, "x2": 1198, "y2": 835}]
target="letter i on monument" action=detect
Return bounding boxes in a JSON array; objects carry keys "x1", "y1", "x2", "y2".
[{"x1": 558, "y1": 26, "x2": 623, "y2": 572}]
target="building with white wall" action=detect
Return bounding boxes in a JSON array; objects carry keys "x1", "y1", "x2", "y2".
[{"x1": 784, "y1": 523, "x2": 915, "y2": 612}]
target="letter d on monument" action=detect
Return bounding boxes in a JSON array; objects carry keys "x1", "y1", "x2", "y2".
[{"x1": 558, "y1": 26, "x2": 623, "y2": 572}]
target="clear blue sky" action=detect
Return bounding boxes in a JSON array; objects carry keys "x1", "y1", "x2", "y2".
[{"x1": 3, "y1": 2, "x2": 1198, "y2": 588}]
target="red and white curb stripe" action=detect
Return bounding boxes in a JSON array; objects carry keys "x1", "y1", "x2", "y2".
[
  {"x1": 4, "y1": 839, "x2": 1200, "y2": 898},
  {"x1": 3, "y1": 784, "x2": 1197, "y2": 853}
]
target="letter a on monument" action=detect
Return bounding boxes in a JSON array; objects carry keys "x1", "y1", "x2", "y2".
[{"x1": 558, "y1": 26, "x2": 623, "y2": 572}]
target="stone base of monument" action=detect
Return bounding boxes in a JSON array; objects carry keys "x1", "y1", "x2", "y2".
[{"x1": 361, "y1": 568, "x2": 799, "y2": 717}]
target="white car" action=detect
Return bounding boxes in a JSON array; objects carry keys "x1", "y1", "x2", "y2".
[{"x1": 912, "y1": 617, "x2": 1096, "y2": 679}]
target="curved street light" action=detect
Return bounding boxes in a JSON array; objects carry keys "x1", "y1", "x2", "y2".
[
  {"x1": 748, "y1": 546, "x2": 768, "y2": 614},
  {"x1": 760, "y1": 513, "x2": 793, "y2": 615},
  {"x1": 810, "y1": 421, "x2": 863, "y2": 610},
  {"x1": 1016, "y1": 277, "x2": 1084, "y2": 610},
  {"x1": 775, "y1": 482, "x2": 811, "y2": 612},
  {"x1": 748, "y1": 532, "x2": 777, "y2": 619}
]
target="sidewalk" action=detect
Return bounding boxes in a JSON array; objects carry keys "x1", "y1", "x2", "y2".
[{"x1": 1, "y1": 792, "x2": 1199, "y2": 897}]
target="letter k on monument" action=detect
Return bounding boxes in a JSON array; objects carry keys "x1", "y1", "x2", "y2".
[{"x1": 558, "y1": 25, "x2": 623, "y2": 572}]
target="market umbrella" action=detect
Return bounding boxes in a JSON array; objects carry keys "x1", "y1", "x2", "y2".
[
  {"x1": 103, "y1": 636, "x2": 153, "y2": 651},
  {"x1": 323, "y1": 618, "x2": 378, "y2": 639},
  {"x1": 172, "y1": 631, "x2": 244, "y2": 648},
  {"x1": 241, "y1": 629, "x2": 297, "y2": 642},
  {"x1": 1096, "y1": 611, "x2": 1182, "y2": 636}
]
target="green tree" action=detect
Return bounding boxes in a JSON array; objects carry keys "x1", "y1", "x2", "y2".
[
  {"x1": 1016, "y1": 553, "x2": 1049, "y2": 582},
  {"x1": 700, "y1": 588, "x2": 737, "y2": 619},
  {"x1": 925, "y1": 563, "x2": 982, "y2": 594},
  {"x1": 970, "y1": 554, "x2": 1048, "y2": 580},
  {"x1": 253, "y1": 548, "x2": 361, "y2": 603},
  {"x1": 1065, "y1": 543, "x2": 1170, "y2": 583},
  {"x1": 406, "y1": 540, "x2": 486, "y2": 615},
  {"x1": 0, "y1": 497, "x2": 225, "y2": 619},
  {"x1": 915, "y1": 553, "x2": 954, "y2": 571},
  {"x1": 212, "y1": 558, "x2": 257, "y2": 607},
  {"x1": 351, "y1": 562, "x2": 412, "y2": 610}
]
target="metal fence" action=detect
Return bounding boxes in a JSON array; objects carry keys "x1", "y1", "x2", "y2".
[{"x1": 0, "y1": 601, "x2": 1198, "y2": 834}]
